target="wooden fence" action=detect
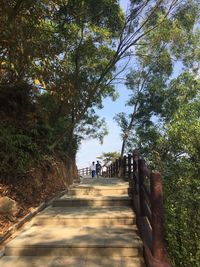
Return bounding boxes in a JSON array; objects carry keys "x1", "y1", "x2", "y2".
[
  {"x1": 78, "y1": 152, "x2": 171, "y2": 267},
  {"x1": 105, "y1": 152, "x2": 171, "y2": 267}
]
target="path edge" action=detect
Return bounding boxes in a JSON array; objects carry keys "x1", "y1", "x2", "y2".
[{"x1": 0, "y1": 188, "x2": 68, "y2": 257}]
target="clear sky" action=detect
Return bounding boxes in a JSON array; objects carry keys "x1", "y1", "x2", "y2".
[
  {"x1": 76, "y1": 51, "x2": 134, "y2": 168},
  {"x1": 76, "y1": 84, "x2": 131, "y2": 168}
]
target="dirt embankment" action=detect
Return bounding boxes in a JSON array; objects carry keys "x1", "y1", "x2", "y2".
[{"x1": 0, "y1": 158, "x2": 78, "y2": 235}]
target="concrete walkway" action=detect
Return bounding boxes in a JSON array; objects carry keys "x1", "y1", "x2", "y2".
[{"x1": 0, "y1": 178, "x2": 145, "y2": 267}]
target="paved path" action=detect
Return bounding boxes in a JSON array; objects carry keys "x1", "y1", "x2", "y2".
[{"x1": 0, "y1": 178, "x2": 145, "y2": 266}]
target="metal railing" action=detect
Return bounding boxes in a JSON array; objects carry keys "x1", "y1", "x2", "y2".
[{"x1": 106, "y1": 152, "x2": 171, "y2": 267}]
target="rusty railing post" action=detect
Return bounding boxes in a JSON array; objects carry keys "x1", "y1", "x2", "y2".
[
  {"x1": 110, "y1": 164, "x2": 113, "y2": 177},
  {"x1": 128, "y1": 154, "x2": 132, "y2": 180},
  {"x1": 112, "y1": 163, "x2": 115, "y2": 177},
  {"x1": 133, "y1": 151, "x2": 139, "y2": 194},
  {"x1": 138, "y1": 159, "x2": 146, "y2": 216},
  {"x1": 123, "y1": 155, "x2": 127, "y2": 179},
  {"x1": 115, "y1": 159, "x2": 119, "y2": 177},
  {"x1": 118, "y1": 157, "x2": 122, "y2": 178},
  {"x1": 106, "y1": 166, "x2": 108, "y2": 177},
  {"x1": 151, "y1": 172, "x2": 165, "y2": 261}
]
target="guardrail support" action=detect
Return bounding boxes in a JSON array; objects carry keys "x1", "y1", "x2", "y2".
[
  {"x1": 151, "y1": 172, "x2": 165, "y2": 261},
  {"x1": 138, "y1": 159, "x2": 146, "y2": 216}
]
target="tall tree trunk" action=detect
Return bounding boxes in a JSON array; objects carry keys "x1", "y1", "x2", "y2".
[{"x1": 118, "y1": 103, "x2": 139, "y2": 178}]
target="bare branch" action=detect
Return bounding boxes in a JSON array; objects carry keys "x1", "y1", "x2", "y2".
[{"x1": 104, "y1": 57, "x2": 132, "y2": 87}]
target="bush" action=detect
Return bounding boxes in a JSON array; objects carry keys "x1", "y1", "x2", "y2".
[
  {"x1": 0, "y1": 125, "x2": 41, "y2": 183},
  {"x1": 163, "y1": 163, "x2": 200, "y2": 267},
  {"x1": 0, "y1": 83, "x2": 75, "y2": 183}
]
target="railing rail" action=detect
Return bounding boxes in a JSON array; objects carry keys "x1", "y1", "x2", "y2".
[
  {"x1": 78, "y1": 167, "x2": 91, "y2": 177},
  {"x1": 105, "y1": 152, "x2": 171, "y2": 267}
]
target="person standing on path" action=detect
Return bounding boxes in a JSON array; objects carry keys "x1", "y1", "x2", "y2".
[
  {"x1": 91, "y1": 161, "x2": 96, "y2": 178},
  {"x1": 96, "y1": 161, "x2": 101, "y2": 178}
]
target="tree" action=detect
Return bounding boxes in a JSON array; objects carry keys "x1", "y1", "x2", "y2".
[
  {"x1": 114, "y1": 47, "x2": 172, "y2": 158},
  {"x1": 114, "y1": 0, "x2": 199, "y2": 158},
  {"x1": 113, "y1": 2, "x2": 200, "y2": 263},
  {"x1": 1, "y1": 0, "x2": 199, "y2": 173},
  {"x1": 122, "y1": 71, "x2": 200, "y2": 267},
  {"x1": 2, "y1": 0, "x2": 197, "y2": 158},
  {"x1": 0, "y1": 0, "x2": 125, "y2": 157},
  {"x1": 97, "y1": 151, "x2": 120, "y2": 166}
]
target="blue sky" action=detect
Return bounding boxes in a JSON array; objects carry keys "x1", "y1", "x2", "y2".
[{"x1": 76, "y1": 82, "x2": 131, "y2": 168}]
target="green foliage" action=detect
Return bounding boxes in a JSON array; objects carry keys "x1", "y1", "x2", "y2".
[
  {"x1": 114, "y1": 2, "x2": 200, "y2": 264},
  {"x1": 97, "y1": 151, "x2": 120, "y2": 166},
  {"x1": 0, "y1": 126, "x2": 40, "y2": 181},
  {"x1": 164, "y1": 171, "x2": 200, "y2": 267},
  {"x1": 162, "y1": 78, "x2": 200, "y2": 267},
  {"x1": 126, "y1": 71, "x2": 200, "y2": 266},
  {"x1": 0, "y1": 82, "x2": 76, "y2": 183},
  {"x1": 0, "y1": 0, "x2": 125, "y2": 162},
  {"x1": 1, "y1": 4, "x2": 199, "y2": 264}
]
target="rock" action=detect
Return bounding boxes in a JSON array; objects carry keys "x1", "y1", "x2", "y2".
[{"x1": 0, "y1": 197, "x2": 19, "y2": 217}]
